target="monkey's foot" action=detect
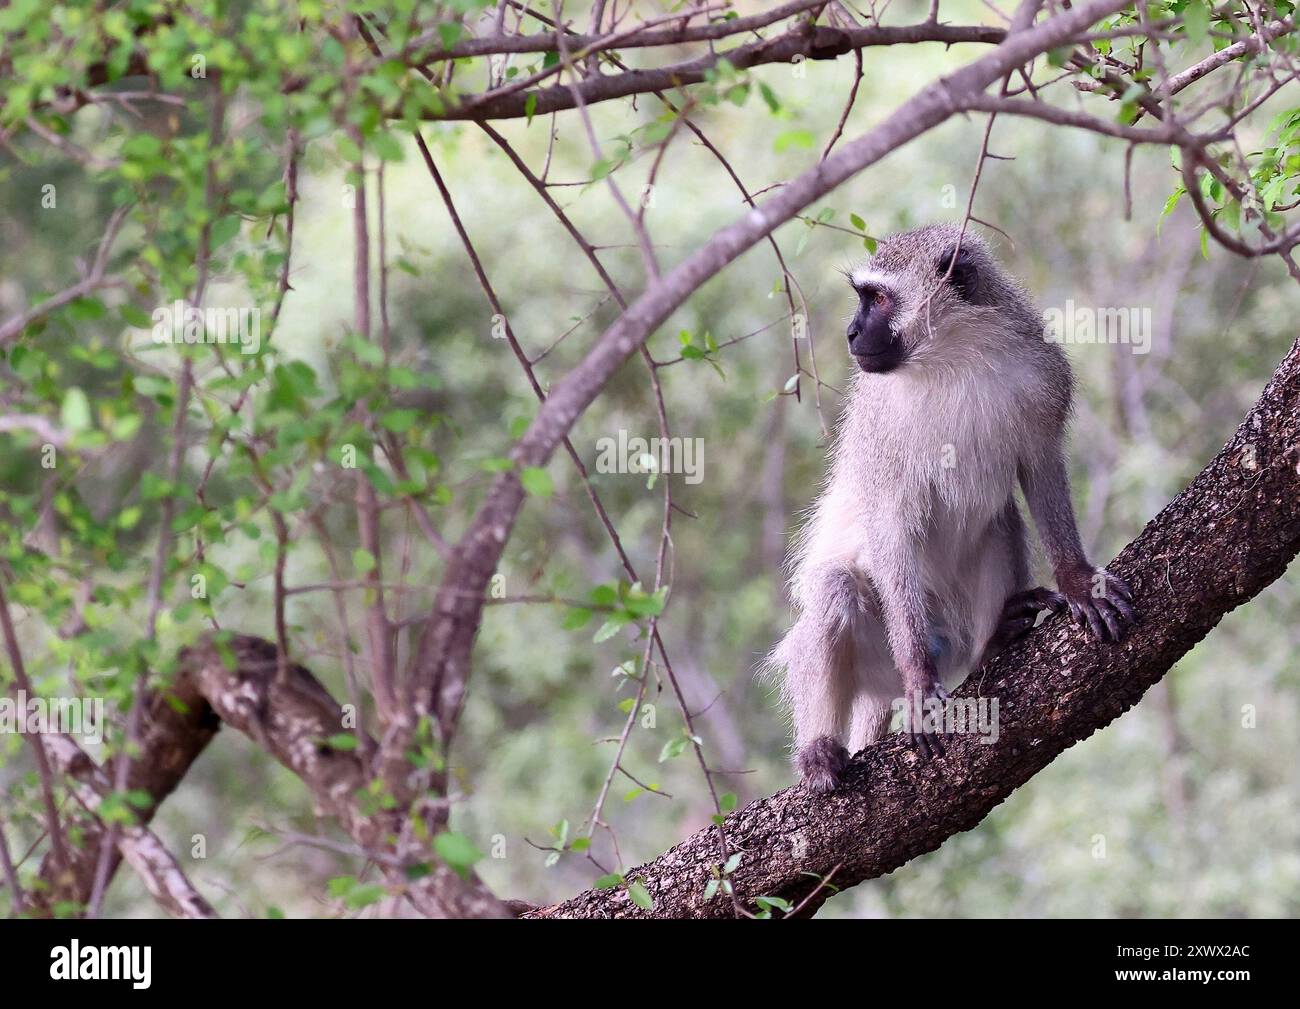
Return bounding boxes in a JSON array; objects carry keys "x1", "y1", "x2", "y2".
[
  {"x1": 995, "y1": 586, "x2": 1067, "y2": 644},
  {"x1": 904, "y1": 680, "x2": 950, "y2": 760},
  {"x1": 797, "y1": 736, "x2": 850, "y2": 794},
  {"x1": 1058, "y1": 566, "x2": 1138, "y2": 642}
]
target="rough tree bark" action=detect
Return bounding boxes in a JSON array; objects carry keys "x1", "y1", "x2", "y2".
[{"x1": 526, "y1": 333, "x2": 1300, "y2": 918}]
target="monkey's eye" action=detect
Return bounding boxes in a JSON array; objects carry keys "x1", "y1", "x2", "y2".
[{"x1": 872, "y1": 290, "x2": 888, "y2": 308}]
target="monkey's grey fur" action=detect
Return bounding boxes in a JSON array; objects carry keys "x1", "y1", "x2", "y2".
[{"x1": 767, "y1": 224, "x2": 1135, "y2": 793}]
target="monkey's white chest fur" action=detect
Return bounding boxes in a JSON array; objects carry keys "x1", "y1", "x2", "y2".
[{"x1": 790, "y1": 352, "x2": 1047, "y2": 681}]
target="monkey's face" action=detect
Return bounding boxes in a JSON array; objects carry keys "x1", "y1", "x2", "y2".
[
  {"x1": 847, "y1": 229, "x2": 982, "y2": 374},
  {"x1": 845, "y1": 283, "x2": 904, "y2": 373}
]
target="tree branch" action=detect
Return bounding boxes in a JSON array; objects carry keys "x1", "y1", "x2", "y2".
[
  {"x1": 425, "y1": 22, "x2": 1007, "y2": 121},
  {"x1": 41, "y1": 735, "x2": 218, "y2": 919},
  {"x1": 166, "y1": 636, "x2": 507, "y2": 918}
]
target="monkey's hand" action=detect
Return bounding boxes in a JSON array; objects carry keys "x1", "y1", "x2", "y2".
[
  {"x1": 796, "y1": 736, "x2": 850, "y2": 794},
  {"x1": 902, "y1": 672, "x2": 949, "y2": 761},
  {"x1": 1057, "y1": 565, "x2": 1137, "y2": 642},
  {"x1": 993, "y1": 586, "x2": 1067, "y2": 646}
]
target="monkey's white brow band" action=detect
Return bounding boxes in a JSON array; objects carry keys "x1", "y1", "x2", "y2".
[{"x1": 850, "y1": 267, "x2": 892, "y2": 290}]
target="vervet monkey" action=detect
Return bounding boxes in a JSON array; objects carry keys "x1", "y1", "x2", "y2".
[{"x1": 769, "y1": 224, "x2": 1135, "y2": 793}]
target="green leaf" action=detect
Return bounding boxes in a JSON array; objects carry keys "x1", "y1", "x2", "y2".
[
  {"x1": 120, "y1": 304, "x2": 153, "y2": 328},
  {"x1": 111, "y1": 413, "x2": 142, "y2": 441},
  {"x1": 380, "y1": 409, "x2": 420, "y2": 433},
  {"x1": 437, "y1": 22, "x2": 463, "y2": 47},
  {"x1": 67, "y1": 296, "x2": 106, "y2": 321},
  {"x1": 561, "y1": 607, "x2": 593, "y2": 630},
  {"x1": 61, "y1": 388, "x2": 92, "y2": 432},
  {"x1": 371, "y1": 132, "x2": 405, "y2": 162},
  {"x1": 210, "y1": 215, "x2": 242, "y2": 250},
  {"x1": 1183, "y1": 0, "x2": 1210, "y2": 43},
  {"x1": 774, "y1": 129, "x2": 815, "y2": 152},
  {"x1": 589, "y1": 585, "x2": 618, "y2": 606},
  {"x1": 342, "y1": 883, "x2": 385, "y2": 909},
  {"x1": 593, "y1": 618, "x2": 625, "y2": 643},
  {"x1": 627, "y1": 878, "x2": 654, "y2": 910},
  {"x1": 336, "y1": 135, "x2": 362, "y2": 164},
  {"x1": 520, "y1": 466, "x2": 553, "y2": 497},
  {"x1": 434, "y1": 832, "x2": 484, "y2": 879},
  {"x1": 353, "y1": 548, "x2": 377, "y2": 574}
]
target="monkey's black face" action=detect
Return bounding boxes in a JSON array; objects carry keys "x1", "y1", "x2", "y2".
[{"x1": 846, "y1": 286, "x2": 903, "y2": 373}]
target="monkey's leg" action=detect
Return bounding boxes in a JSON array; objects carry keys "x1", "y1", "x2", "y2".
[
  {"x1": 846, "y1": 691, "x2": 893, "y2": 754},
  {"x1": 781, "y1": 600, "x2": 858, "y2": 793},
  {"x1": 868, "y1": 541, "x2": 950, "y2": 760},
  {"x1": 974, "y1": 502, "x2": 1062, "y2": 666}
]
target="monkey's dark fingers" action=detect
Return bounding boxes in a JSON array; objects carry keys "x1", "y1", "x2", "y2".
[
  {"x1": 1001, "y1": 600, "x2": 1045, "y2": 622},
  {"x1": 1004, "y1": 587, "x2": 1066, "y2": 616},
  {"x1": 1080, "y1": 601, "x2": 1110, "y2": 641},
  {"x1": 1107, "y1": 574, "x2": 1134, "y2": 602},
  {"x1": 910, "y1": 729, "x2": 945, "y2": 760},
  {"x1": 1094, "y1": 598, "x2": 1124, "y2": 641},
  {"x1": 1038, "y1": 589, "x2": 1068, "y2": 614},
  {"x1": 1108, "y1": 593, "x2": 1139, "y2": 625}
]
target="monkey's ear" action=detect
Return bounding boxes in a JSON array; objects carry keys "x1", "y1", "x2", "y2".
[{"x1": 936, "y1": 245, "x2": 979, "y2": 301}]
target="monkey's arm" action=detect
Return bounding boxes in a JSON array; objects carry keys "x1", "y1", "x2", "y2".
[{"x1": 1019, "y1": 446, "x2": 1137, "y2": 640}]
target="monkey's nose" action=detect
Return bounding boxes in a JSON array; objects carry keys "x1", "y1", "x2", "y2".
[{"x1": 846, "y1": 321, "x2": 860, "y2": 343}]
